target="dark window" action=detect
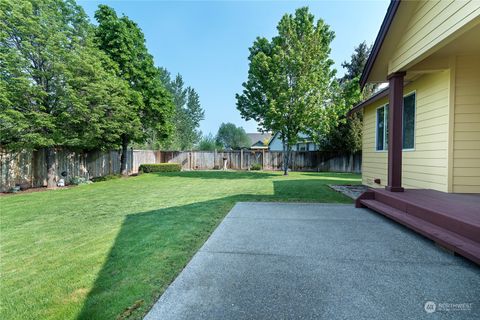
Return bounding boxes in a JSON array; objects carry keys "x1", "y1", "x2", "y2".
[
  {"x1": 375, "y1": 93, "x2": 415, "y2": 151},
  {"x1": 403, "y1": 93, "x2": 416, "y2": 149},
  {"x1": 376, "y1": 106, "x2": 386, "y2": 151}
]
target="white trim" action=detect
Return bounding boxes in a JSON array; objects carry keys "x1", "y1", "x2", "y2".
[
  {"x1": 374, "y1": 90, "x2": 417, "y2": 152},
  {"x1": 375, "y1": 103, "x2": 389, "y2": 152},
  {"x1": 402, "y1": 90, "x2": 416, "y2": 152}
]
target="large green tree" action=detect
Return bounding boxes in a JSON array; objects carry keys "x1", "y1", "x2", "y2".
[
  {"x1": 94, "y1": 5, "x2": 174, "y2": 173},
  {"x1": 318, "y1": 41, "x2": 377, "y2": 153},
  {"x1": 215, "y1": 122, "x2": 250, "y2": 150},
  {"x1": 0, "y1": 0, "x2": 134, "y2": 187},
  {"x1": 236, "y1": 7, "x2": 336, "y2": 175},
  {"x1": 157, "y1": 68, "x2": 205, "y2": 150}
]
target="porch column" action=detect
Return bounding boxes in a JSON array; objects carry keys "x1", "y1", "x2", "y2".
[{"x1": 386, "y1": 71, "x2": 405, "y2": 192}]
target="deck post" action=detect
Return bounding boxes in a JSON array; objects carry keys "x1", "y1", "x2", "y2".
[{"x1": 386, "y1": 71, "x2": 405, "y2": 192}]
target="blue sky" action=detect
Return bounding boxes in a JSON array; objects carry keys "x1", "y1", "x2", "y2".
[{"x1": 78, "y1": 0, "x2": 389, "y2": 135}]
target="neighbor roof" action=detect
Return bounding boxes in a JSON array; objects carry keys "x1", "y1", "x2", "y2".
[
  {"x1": 360, "y1": 0, "x2": 401, "y2": 88},
  {"x1": 246, "y1": 133, "x2": 272, "y2": 147}
]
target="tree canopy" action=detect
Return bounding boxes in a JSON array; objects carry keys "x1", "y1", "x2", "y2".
[
  {"x1": 197, "y1": 133, "x2": 222, "y2": 151},
  {"x1": 0, "y1": 0, "x2": 176, "y2": 185},
  {"x1": 156, "y1": 68, "x2": 205, "y2": 150},
  {"x1": 236, "y1": 7, "x2": 336, "y2": 174},
  {"x1": 215, "y1": 123, "x2": 250, "y2": 150},
  {"x1": 94, "y1": 5, "x2": 174, "y2": 173},
  {"x1": 0, "y1": 0, "x2": 139, "y2": 186},
  {"x1": 318, "y1": 41, "x2": 376, "y2": 153}
]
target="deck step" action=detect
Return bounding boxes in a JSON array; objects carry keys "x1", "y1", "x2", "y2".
[
  {"x1": 371, "y1": 191, "x2": 480, "y2": 244},
  {"x1": 360, "y1": 199, "x2": 480, "y2": 265}
]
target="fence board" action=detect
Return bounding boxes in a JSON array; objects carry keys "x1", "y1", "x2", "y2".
[{"x1": 1, "y1": 148, "x2": 361, "y2": 192}]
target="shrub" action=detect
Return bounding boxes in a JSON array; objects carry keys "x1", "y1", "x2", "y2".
[
  {"x1": 139, "y1": 163, "x2": 181, "y2": 173},
  {"x1": 69, "y1": 176, "x2": 89, "y2": 185},
  {"x1": 250, "y1": 163, "x2": 262, "y2": 171},
  {"x1": 92, "y1": 174, "x2": 121, "y2": 182}
]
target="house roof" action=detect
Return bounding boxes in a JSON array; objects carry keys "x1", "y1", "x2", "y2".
[
  {"x1": 267, "y1": 132, "x2": 314, "y2": 147},
  {"x1": 359, "y1": 0, "x2": 401, "y2": 88},
  {"x1": 246, "y1": 133, "x2": 272, "y2": 147},
  {"x1": 347, "y1": 87, "x2": 389, "y2": 116}
]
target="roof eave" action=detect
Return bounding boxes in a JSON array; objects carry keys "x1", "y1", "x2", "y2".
[
  {"x1": 360, "y1": 0, "x2": 401, "y2": 89},
  {"x1": 347, "y1": 87, "x2": 389, "y2": 116}
]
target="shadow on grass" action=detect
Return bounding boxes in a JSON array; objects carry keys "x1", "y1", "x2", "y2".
[
  {"x1": 152, "y1": 170, "x2": 279, "y2": 180},
  {"x1": 76, "y1": 179, "x2": 354, "y2": 319}
]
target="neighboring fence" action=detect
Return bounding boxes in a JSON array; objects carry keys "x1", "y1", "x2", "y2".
[
  {"x1": 1, "y1": 149, "x2": 134, "y2": 192},
  {"x1": 0, "y1": 149, "x2": 361, "y2": 192},
  {"x1": 162, "y1": 150, "x2": 361, "y2": 173}
]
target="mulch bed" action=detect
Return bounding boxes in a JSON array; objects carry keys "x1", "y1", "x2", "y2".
[{"x1": 328, "y1": 184, "x2": 369, "y2": 200}]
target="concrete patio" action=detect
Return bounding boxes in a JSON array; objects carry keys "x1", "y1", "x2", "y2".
[{"x1": 145, "y1": 202, "x2": 480, "y2": 320}]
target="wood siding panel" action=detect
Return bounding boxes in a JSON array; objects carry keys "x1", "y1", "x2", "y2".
[
  {"x1": 453, "y1": 55, "x2": 480, "y2": 193},
  {"x1": 362, "y1": 71, "x2": 450, "y2": 191},
  {"x1": 389, "y1": 0, "x2": 480, "y2": 73}
]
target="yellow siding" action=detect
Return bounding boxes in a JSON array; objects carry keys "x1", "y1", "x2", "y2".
[
  {"x1": 388, "y1": 0, "x2": 480, "y2": 73},
  {"x1": 362, "y1": 71, "x2": 450, "y2": 191},
  {"x1": 453, "y1": 55, "x2": 480, "y2": 193}
]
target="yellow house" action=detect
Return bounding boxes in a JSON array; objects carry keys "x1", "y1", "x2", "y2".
[
  {"x1": 349, "y1": 0, "x2": 480, "y2": 265},
  {"x1": 350, "y1": 0, "x2": 480, "y2": 193}
]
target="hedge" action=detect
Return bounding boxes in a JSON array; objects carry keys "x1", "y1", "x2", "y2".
[{"x1": 138, "y1": 163, "x2": 181, "y2": 173}]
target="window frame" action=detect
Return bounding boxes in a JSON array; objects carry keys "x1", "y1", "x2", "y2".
[
  {"x1": 374, "y1": 90, "x2": 416, "y2": 152},
  {"x1": 402, "y1": 91, "x2": 416, "y2": 152},
  {"x1": 375, "y1": 103, "x2": 388, "y2": 152}
]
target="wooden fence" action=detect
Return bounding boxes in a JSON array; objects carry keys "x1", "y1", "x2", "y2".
[
  {"x1": 161, "y1": 150, "x2": 361, "y2": 173},
  {"x1": 0, "y1": 149, "x2": 361, "y2": 192}
]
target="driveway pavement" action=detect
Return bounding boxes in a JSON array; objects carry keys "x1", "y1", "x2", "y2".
[{"x1": 145, "y1": 202, "x2": 480, "y2": 320}]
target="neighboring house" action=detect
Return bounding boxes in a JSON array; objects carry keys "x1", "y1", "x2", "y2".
[
  {"x1": 268, "y1": 132, "x2": 319, "y2": 152},
  {"x1": 349, "y1": 1, "x2": 480, "y2": 265},
  {"x1": 349, "y1": 0, "x2": 480, "y2": 194},
  {"x1": 246, "y1": 133, "x2": 272, "y2": 150}
]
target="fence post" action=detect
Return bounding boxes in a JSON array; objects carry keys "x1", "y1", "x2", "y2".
[
  {"x1": 262, "y1": 149, "x2": 265, "y2": 169},
  {"x1": 240, "y1": 149, "x2": 243, "y2": 170}
]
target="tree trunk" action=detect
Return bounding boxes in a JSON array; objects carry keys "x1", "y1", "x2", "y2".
[
  {"x1": 282, "y1": 139, "x2": 289, "y2": 176},
  {"x1": 120, "y1": 135, "x2": 129, "y2": 176},
  {"x1": 45, "y1": 147, "x2": 57, "y2": 189}
]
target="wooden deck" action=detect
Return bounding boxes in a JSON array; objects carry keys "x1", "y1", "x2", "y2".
[{"x1": 356, "y1": 189, "x2": 480, "y2": 265}]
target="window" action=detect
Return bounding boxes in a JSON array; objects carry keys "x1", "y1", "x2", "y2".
[
  {"x1": 376, "y1": 105, "x2": 387, "y2": 151},
  {"x1": 376, "y1": 92, "x2": 415, "y2": 151},
  {"x1": 403, "y1": 93, "x2": 415, "y2": 149},
  {"x1": 298, "y1": 143, "x2": 307, "y2": 151}
]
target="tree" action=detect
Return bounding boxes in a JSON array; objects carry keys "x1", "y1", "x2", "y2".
[
  {"x1": 215, "y1": 123, "x2": 250, "y2": 150},
  {"x1": 0, "y1": 0, "x2": 134, "y2": 187},
  {"x1": 316, "y1": 78, "x2": 363, "y2": 152},
  {"x1": 341, "y1": 42, "x2": 370, "y2": 82},
  {"x1": 318, "y1": 42, "x2": 377, "y2": 153},
  {"x1": 94, "y1": 5, "x2": 174, "y2": 174},
  {"x1": 197, "y1": 133, "x2": 221, "y2": 151},
  {"x1": 236, "y1": 7, "x2": 336, "y2": 175},
  {"x1": 157, "y1": 68, "x2": 205, "y2": 150}
]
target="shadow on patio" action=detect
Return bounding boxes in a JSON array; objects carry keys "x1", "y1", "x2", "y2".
[{"x1": 76, "y1": 178, "x2": 354, "y2": 319}]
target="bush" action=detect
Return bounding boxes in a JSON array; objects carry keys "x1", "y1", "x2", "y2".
[
  {"x1": 139, "y1": 163, "x2": 181, "y2": 173},
  {"x1": 69, "y1": 176, "x2": 89, "y2": 185},
  {"x1": 250, "y1": 163, "x2": 262, "y2": 171},
  {"x1": 91, "y1": 174, "x2": 121, "y2": 182}
]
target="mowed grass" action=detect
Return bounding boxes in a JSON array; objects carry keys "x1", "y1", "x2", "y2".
[{"x1": 0, "y1": 171, "x2": 360, "y2": 320}]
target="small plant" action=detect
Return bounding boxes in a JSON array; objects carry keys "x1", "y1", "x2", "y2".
[
  {"x1": 69, "y1": 176, "x2": 88, "y2": 185},
  {"x1": 250, "y1": 163, "x2": 262, "y2": 171},
  {"x1": 91, "y1": 174, "x2": 121, "y2": 182},
  {"x1": 138, "y1": 163, "x2": 181, "y2": 173}
]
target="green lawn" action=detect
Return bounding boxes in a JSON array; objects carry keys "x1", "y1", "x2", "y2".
[{"x1": 0, "y1": 171, "x2": 360, "y2": 320}]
